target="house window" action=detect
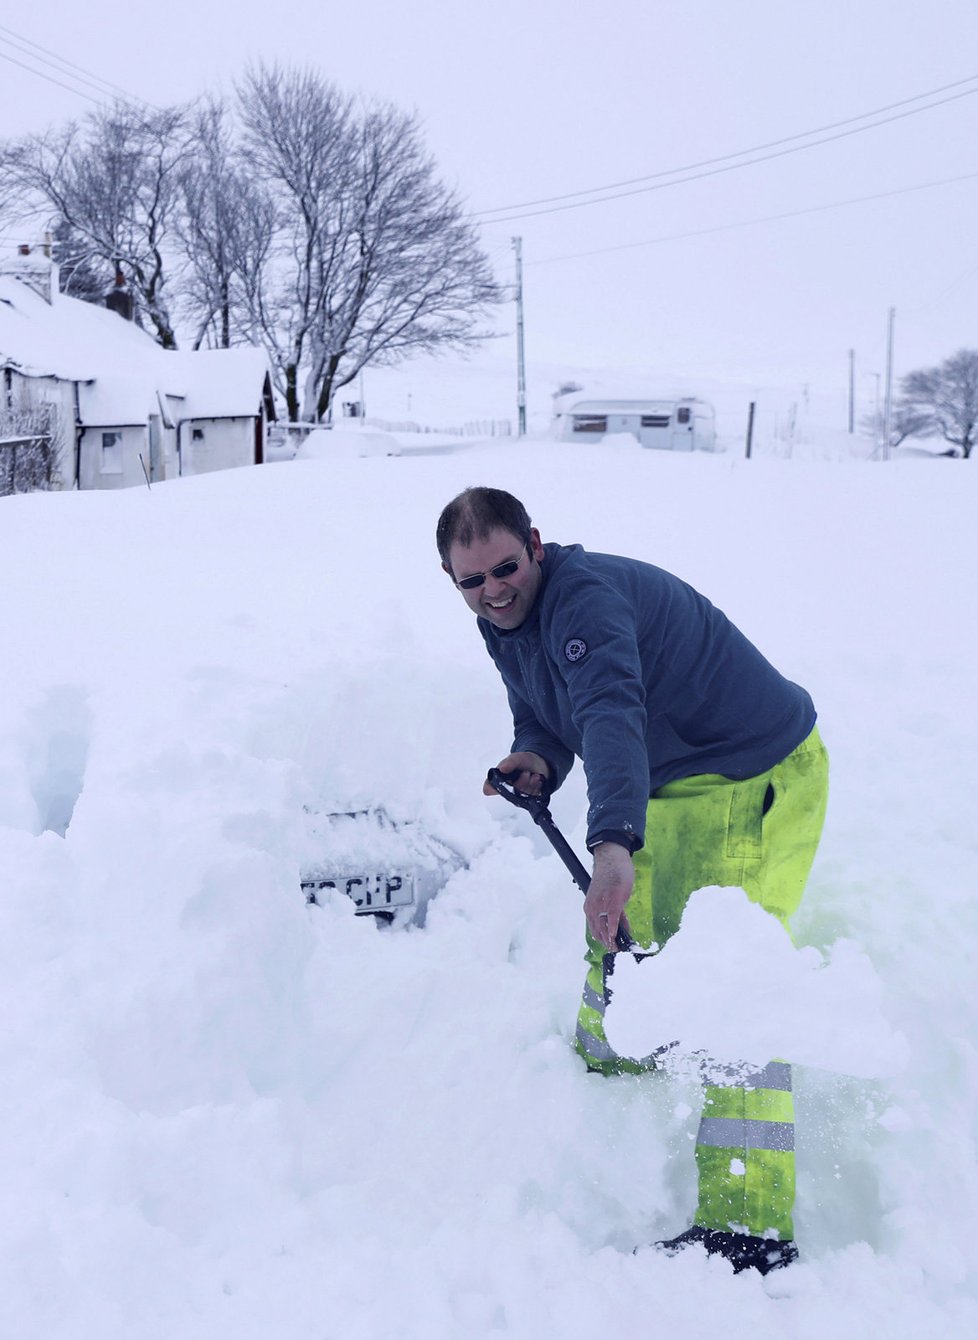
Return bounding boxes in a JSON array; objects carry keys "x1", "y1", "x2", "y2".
[
  {"x1": 571, "y1": 415, "x2": 607, "y2": 433},
  {"x1": 640, "y1": 414, "x2": 671, "y2": 428},
  {"x1": 100, "y1": 431, "x2": 123, "y2": 474},
  {"x1": 192, "y1": 427, "x2": 205, "y2": 441}
]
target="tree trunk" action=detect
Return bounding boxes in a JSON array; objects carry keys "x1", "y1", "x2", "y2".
[
  {"x1": 285, "y1": 365, "x2": 299, "y2": 422},
  {"x1": 316, "y1": 352, "x2": 344, "y2": 421}
]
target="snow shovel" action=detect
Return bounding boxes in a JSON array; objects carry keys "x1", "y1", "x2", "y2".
[
  {"x1": 488, "y1": 768, "x2": 677, "y2": 1072},
  {"x1": 486, "y1": 767, "x2": 647, "y2": 957}
]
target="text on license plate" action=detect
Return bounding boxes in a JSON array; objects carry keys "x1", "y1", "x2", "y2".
[{"x1": 302, "y1": 873, "x2": 416, "y2": 913}]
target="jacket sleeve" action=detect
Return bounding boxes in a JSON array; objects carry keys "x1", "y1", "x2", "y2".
[
  {"x1": 505, "y1": 680, "x2": 576, "y2": 792},
  {"x1": 546, "y1": 580, "x2": 652, "y2": 848}
]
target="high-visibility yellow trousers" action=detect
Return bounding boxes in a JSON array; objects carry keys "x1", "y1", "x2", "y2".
[{"x1": 574, "y1": 726, "x2": 829, "y2": 1240}]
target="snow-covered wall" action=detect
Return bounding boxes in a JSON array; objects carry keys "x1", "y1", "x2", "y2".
[{"x1": 180, "y1": 417, "x2": 260, "y2": 476}]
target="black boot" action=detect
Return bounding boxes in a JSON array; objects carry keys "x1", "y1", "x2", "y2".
[{"x1": 656, "y1": 1225, "x2": 798, "y2": 1275}]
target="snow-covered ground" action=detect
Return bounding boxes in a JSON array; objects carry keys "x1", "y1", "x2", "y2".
[{"x1": 1, "y1": 431, "x2": 976, "y2": 1338}]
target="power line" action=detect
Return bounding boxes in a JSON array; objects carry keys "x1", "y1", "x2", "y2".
[
  {"x1": 526, "y1": 168, "x2": 978, "y2": 267},
  {"x1": 474, "y1": 75, "x2": 978, "y2": 223},
  {"x1": 0, "y1": 21, "x2": 143, "y2": 102},
  {"x1": 476, "y1": 72, "x2": 978, "y2": 217},
  {"x1": 0, "y1": 46, "x2": 106, "y2": 107},
  {"x1": 0, "y1": 21, "x2": 152, "y2": 110},
  {"x1": 901, "y1": 260, "x2": 978, "y2": 315}
]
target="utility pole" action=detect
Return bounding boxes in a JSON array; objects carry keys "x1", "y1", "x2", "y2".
[
  {"x1": 881, "y1": 307, "x2": 895, "y2": 462},
  {"x1": 512, "y1": 236, "x2": 526, "y2": 437},
  {"x1": 848, "y1": 349, "x2": 855, "y2": 434},
  {"x1": 871, "y1": 371, "x2": 881, "y2": 445}
]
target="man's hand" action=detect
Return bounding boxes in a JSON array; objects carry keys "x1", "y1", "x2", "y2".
[
  {"x1": 584, "y1": 842, "x2": 635, "y2": 950},
  {"x1": 482, "y1": 751, "x2": 550, "y2": 797}
]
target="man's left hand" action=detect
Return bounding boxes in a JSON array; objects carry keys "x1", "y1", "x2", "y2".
[{"x1": 584, "y1": 842, "x2": 635, "y2": 950}]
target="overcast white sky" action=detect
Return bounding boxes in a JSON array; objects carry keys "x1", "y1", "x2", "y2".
[{"x1": 2, "y1": 1, "x2": 977, "y2": 422}]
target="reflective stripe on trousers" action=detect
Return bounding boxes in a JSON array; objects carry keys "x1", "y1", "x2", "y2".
[
  {"x1": 694, "y1": 1066, "x2": 795, "y2": 1239},
  {"x1": 575, "y1": 950, "x2": 664, "y2": 1075}
]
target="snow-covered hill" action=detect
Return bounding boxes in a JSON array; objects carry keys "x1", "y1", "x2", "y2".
[{"x1": 1, "y1": 436, "x2": 975, "y2": 1338}]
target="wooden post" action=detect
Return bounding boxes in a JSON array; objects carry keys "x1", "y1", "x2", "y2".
[
  {"x1": 848, "y1": 349, "x2": 855, "y2": 433},
  {"x1": 882, "y1": 307, "x2": 895, "y2": 462},
  {"x1": 745, "y1": 401, "x2": 756, "y2": 459},
  {"x1": 512, "y1": 236, "x2": 526, "y2": 437}
]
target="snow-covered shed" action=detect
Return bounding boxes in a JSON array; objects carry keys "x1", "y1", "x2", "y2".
[
  {"x1": 0, "y1": 246, "x2": 275, "y2": 492},
  {"x1": 552, "y1": 387, "x2": 717, "y2": 452}
]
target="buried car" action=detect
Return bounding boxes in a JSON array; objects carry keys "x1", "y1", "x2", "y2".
[
  {"x1": 295, "y1": 427, "x2": 402, "y2": 460},
  {"x1": 298, "y1": 803, "x2": 465, "y2": 925}
]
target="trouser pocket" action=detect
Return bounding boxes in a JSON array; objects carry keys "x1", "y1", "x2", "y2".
[{"x1": 725, "y1": 773, "x2": 772, "y2": 861}]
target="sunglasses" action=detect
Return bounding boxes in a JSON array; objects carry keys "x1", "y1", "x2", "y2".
[{"x1": 455, "y1": 543, "x2": 528, "y2": 590}]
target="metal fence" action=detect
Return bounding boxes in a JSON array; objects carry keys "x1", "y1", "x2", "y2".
[
  {"x1": 0, "y1": 434, "x2": 56, "y2": 496},
  {"x1": 267, "y1": 417, "x2": 515, "y2": 459},
  {"x1": 363, "y1": 417, "x2": 514, "y2": 438}
]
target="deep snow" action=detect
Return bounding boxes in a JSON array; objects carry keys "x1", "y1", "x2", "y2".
[{"x1": 1, "y1": 433, "x2": 976, "y2": 1339}]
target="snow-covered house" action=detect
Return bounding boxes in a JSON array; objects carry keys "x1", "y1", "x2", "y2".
[
  {"x1": 1, "y1": 246, "x2": 276, "y2": 492},
  {"x1": 552, "y1": 386, "x2": 718, "y2": 452},
  {"x1": 162, "y1": 348, "x2": 277, "y2": 478}
]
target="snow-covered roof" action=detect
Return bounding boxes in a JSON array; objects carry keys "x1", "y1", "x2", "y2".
[
  {"x1": 552, "y1": 384, "x2": 713, "y2": 414},
  {"x1": 76, "y1": 376, "x2": 177, "y2": 429},
  {"x1": 0, "y1": 270, "x2": 275, "y2": 427},
  {"x1": 0, "y1": 272, "x2": 164, "y2": 383},
  {"x1": 77, "y1": 351, "x2": 276, "y2": 428},
  {"x1": 163, "y1": 348, "x2": 276, "y2": 421}
]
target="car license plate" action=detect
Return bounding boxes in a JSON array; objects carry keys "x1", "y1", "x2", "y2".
[{"x1": 302, "y1": 872, "x2": 416, "y2": 914}]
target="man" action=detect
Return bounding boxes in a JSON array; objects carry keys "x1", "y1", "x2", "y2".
[{"x1": 437, "y1": 486, "x2": 829, "y2": 1275}]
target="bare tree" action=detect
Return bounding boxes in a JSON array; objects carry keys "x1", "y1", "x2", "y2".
[
  {"x1": 174, "y1": 101, "x2": 277, "y2": 349},
  {"x1": 1, "y1": 69, "x2": 501, "y2": 410},
  {"x1": 860, "y1": 400, "x2": 934, "y2": 451},
  {"x1": 237, "y1": 64, "x2": 501, "y2": 421},
  {"x1": 899, "y1": 349, "x2": 978, "y2": 459},
  {"x1": 50, "y1": 217, "x2": 111, "y2": 304},
  {"x1": 4, "y1": 102, "x2": 193, "y2": 348}
]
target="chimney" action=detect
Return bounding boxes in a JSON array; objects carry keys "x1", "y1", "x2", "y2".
[
  {"x1": 4, "y1": 243, "x2": 58, "y2": 304},
  {"x1": 105, "y1": 266, "x2": 134, "y2": 322}
]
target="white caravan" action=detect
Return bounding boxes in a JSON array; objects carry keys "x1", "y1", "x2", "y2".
[{"x1": 554, "y1": 393, "x2": 717, "y2": 452}]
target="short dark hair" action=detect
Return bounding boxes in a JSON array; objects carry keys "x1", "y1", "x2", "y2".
[{"x1": 436, "y1": 487, "x2": 533, "y2": 571}]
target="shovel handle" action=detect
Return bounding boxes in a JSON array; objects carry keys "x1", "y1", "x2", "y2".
[
  {"x1": 486, "y1": 767, "x2": 636, "y2": 953},
  {"x1": 486, "y1": 766, "x2": 551, "y2": 814}
]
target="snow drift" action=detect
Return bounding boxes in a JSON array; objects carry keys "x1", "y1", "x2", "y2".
[{"x1": 1, "y1": 438, "x2": 976, "y2": 1338}]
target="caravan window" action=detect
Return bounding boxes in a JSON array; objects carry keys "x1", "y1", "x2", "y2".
[
  {"x1": 101, "y1": 431, "x2": 123, "y2": 474},
  {"x1": 676, "y1": 407, "x2": 691, "y2": 424},
  {"x1": 572, "y1": 415, "x2": 607, "y2": 433},
  {"x1": 640, "y1": 414, "x2": 671, "y2": 428}
]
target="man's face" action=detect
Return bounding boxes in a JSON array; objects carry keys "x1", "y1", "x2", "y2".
[{"x1": 445, "y1": 526, "x2": 545, "y2": 630}]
